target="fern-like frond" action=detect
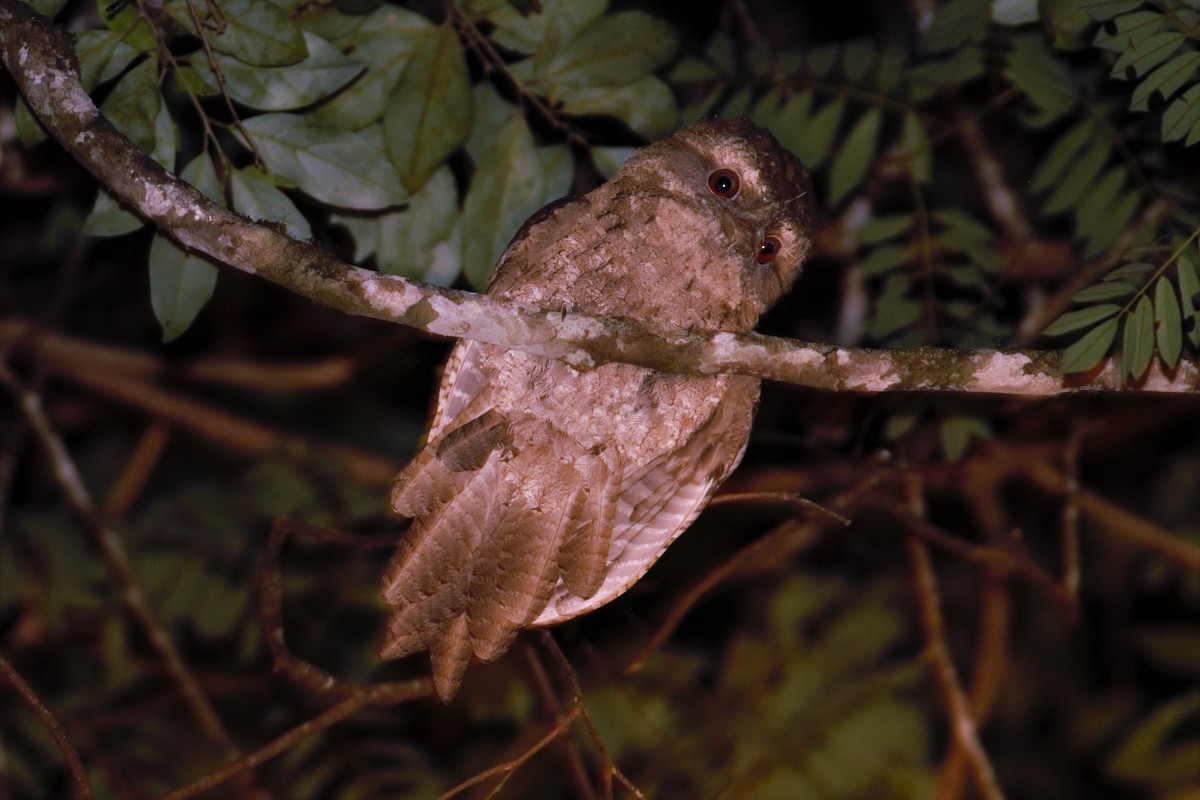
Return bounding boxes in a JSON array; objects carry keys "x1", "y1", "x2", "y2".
[
  {"x1": 1029, "y1": 117, "x2": 1145, "y2": 257},
  {"x1": 1083, "y1": 0, "x2": 1200, "y2": 145},
  {"x1": 1043, "y1": 234, "x2": 1200, "y2": 377}
]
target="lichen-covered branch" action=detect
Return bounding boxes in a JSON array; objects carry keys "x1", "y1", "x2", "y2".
[{"x1": 3, "y1": 0, "x2": 1199, "y2": 395}]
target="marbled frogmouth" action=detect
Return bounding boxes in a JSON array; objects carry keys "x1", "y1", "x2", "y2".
[{"x1": 381, "y1": 117, "x2": 815, "y2": 700}]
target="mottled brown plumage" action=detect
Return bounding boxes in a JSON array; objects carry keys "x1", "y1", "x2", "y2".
[{"x1": 381, "y1": 117, "x2": 815, "y2": 700}]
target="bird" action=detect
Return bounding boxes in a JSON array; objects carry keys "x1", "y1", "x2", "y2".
[{"x1": 380, "y1": 116, "x2": 815, "y2": 700}]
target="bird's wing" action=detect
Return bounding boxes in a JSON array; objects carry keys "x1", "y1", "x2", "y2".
[
  {"x1": 383, "y1": 410, "x2": 619, "y2": 700},
  {"x1": 533, "y1": 376, "x2": 761, "y2": 625}
]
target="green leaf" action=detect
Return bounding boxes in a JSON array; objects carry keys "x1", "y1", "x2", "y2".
[
  {"x1": 1108, "y1": 692, "x2": 1200, "y2": 789},
  {"x1": 1123, "y1": 293, "x2": 1155, "y2": 380},
  {"x1": 84, "y1": 191, "x2": 144, "y2": 238},
  {"x1": 75, "y1": 30, "x2": 140, "y2": 90},
  {"x1": 793, "y1": 96, "x2": 844, "y2": 169},
  {"x1": 149, "y1": 154, "x2": 225, "y2": 341},
  {"x1": 874, "y1": 45, "x2": 908, "y2": 93},
  {"x1": 857, "y1": 244, "x2": 911, "y2": 277},
  {"x1": 1061, "y1": 316, "x2": 1119, "y2": 373},
  {"x1": 87, "y1": 99, "x2": 175, "y2": 234},
  {"x1": 1079, "y1": 0, "x2": 1145, "y2": 22},
  {"x1": 1111, "y1": 31, "x2": 1184, "y2": 79},
  {"x1": 1031, "y1": 121, "x2": 1092, "y2": 193},
  {"x1": 1133, "y1": 627, "x2": 1200, "y2": 676},
  {"x1": 1178, "y1": 252, "x2": 1200, "y2": 347},
  {"x1": 460, "y1": 116, "x2": 551, "y2": 288},
  {"x1": 464, "y1": 83, "x2": 525, "y2": 162},
  {"x1": 867, "y1": 275, "x2": 921, "y2": 340},
  {"x1": 857, "y1": 214, "x2": 913, "y2": 246},
  {"x1": 313, "y1": 8, "x2": 433, "y2": 130},
  {"x1": 939, "y1": 416, "x2": 991, "y2": 463},
  {"x1": 771, "y1": 91, "x2": 814, "y2": 158},
  {"x1": 841, "y1": 39, "x2": 879, "y2": 84},
  {"x1": 592, "y1": 145, "x2": 636, "y2": 177},
  {"x1": 992, "y1": 0, "x2": 1039, "y2": 25},
  {"x1": 100, "y1": 58, "x2": 160, "y2": 154},
  {"x1": 900, "y1": 112, "x2": 932, "y2": 183},
  {"x1": 1130, "y1": 51, "x2": 1200, "y2": 111},
  {"x1": 30, "y1": 0, "x2": 68, "y2": 17},
  {"x1": 484, "y1": 0, "x2": 606, "y2": 54},
  {"x1": 240, "y1": 113, "x2": 407, "y2": 209},
  {"x1": 1004, "y1": 31, "x2": 1077, "y2": 126},
  {"x1": 829, "y1": 108, "x2": 882, "y2": 206},
  {"x1": 934, "y1": 208, "x2": 996, "y2": 251},
  {"x1": 1043, "y1": 303, "x2": 1121, "y2": 336},
  {"x1": 805, "y1": 44, "x2": 838, "y2": 78},
  {"x1": 528, "y1": 11, "x2": 676, "y2": 92},
  {"x1": 1082, "y1": 190, "x2": 1140, "y2": 258},
  {"x1": 1093, "y1": 10, "x2": 1160, "y2": 51},
  {"x1": 906, "y1": 48, "x2": 985, "y2": 101},
  {"x1": 180, "y1": 0, "x2": 307, "y2": 67},
  {"x1": 384, "y1": 22, "x2": 474, "y2": 193},
  {"x1": 230, "y1": 167, "x2": 312, "y2": 240},
  {"x1": 150, "y1": 95, "x2": 178, "y2": 171},
  {"x1": 371, "y1": 165, "x2": 461, "y2": 283},
  {"x1": 14, "y1": 95, "x2": 47, "y2": 147},
  {"x1": 85, "y1": 60, "x2": 167, "y2": 236},
  {"x1": 924, "y1": 0, "x2": 989, "y2": 52},
  {"x1": 1075, "y1": 168, "x2": 1127, "y2": 245},
  {"x1": 1072, "y1": 281, "x2": 1138, "y2": 302},
  {"x1": 1163, "y1": 84, "x2": 1200, "y2": 144},
  {"x1": 1105, "y1": 260, "x2": 1155, "y2": 281},
  {"x1": 559, "y1": 75, "x2": 679, "y2": 137},
  {"x1": 1042, "y1": 140, "x2": 1109, "y2": 215},
  {"x1": 1154, "y1": 276, "x2": 1183, "y2": 369},
  {"x1": 149, "y1": 233, "x2": 218, "y2": 343},
  {"x1": 191, "y1": 32, "x2": 363, "y2": 111}
]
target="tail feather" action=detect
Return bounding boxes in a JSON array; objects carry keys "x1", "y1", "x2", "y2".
[
  {"x1": 429, "y1": 614, "x2": 472, "y2": 702},
  {"x1": 380, "y1": 455, "x2": 501, "y2": 658}
]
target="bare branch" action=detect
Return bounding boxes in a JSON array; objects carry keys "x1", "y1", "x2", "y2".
[
  {"x1": 3, "y1": 0, "x2": 1200, "y2": 396},
  {"x1": 0, "y1": 653, "x2": 93, "y2": 799}
]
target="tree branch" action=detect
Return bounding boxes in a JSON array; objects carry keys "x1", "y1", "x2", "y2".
[{"x1": 3, "y1": 0, "x2": 1199, "y2": 395}]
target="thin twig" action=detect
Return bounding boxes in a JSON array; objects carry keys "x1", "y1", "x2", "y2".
[
  {"x1": 1060, "y1": 426, "x2": 1090, "y2": 601},
  {"x1": 625, "y1": 514, "x2": 828, "y2": 673},
  {"x1": 866, "y1": 493, "x2": 1076, "y2": 611},
  {"x1": 540, "y1": 633, "x2": 646, "y2": 800},
  {"x1": 934, "y1": 481, "x2": 1015, "y2": 800},
  {"x1": 102, "y1": 420, "x2": 172, "y2": 520},
  {"x1": 436, "y1": 706, "x2": 584, "y2": 800},
  {"x1": 903, "y1": 476, "x2": 1006, "y2": 800},
  {"x1": 0, "y1": 362, "x2": 245, "y2": 765},
  {"x1": 0, "y1": 653, "x2": 93, "y2": 799},
  {"x1": 522, "y1": 644, "x2": 597, "y2": 800},
  {"x1": 259, "y1": 517, "x2": 406, "y2": 696},
  {"x1": 0, "y1": 317, "x2": 360, "y2": 394},
  {"x1": 446, "y1": 1, "x2": 588, "y2": 148},
  {"x1": 159, "y1": 683, "x2": 426, "y2": 800},
  {"x1": 996, "y1": 443, "x2": 1200, "y2": 574},
  {"x1": 42, "y1": 355, "x2": 398, "y2": 488}
]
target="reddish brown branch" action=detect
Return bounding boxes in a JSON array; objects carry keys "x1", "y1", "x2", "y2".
[
  {"x1": 0, "y1": 318, "x2": 397, "y2": 488},
  {"x1": 0, "y1": 653, "x2": 93, "y2": 799},
  {"x1": 903, "y1": 477, "x2": 1006, "y2": 800},
  {"x1": 0, "y1": 363, "x2": 251, "y2": 779},
  {"x1": 159, "y1": 684, "x2": 426, "y2": 800}
]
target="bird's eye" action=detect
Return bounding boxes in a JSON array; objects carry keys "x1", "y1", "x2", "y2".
[
  {"x1": 756, "y1": 236, "x2": 781, "y2": 264},
  {"x1": 708, "y1": 169, "x2": 740, "y2": 198}
]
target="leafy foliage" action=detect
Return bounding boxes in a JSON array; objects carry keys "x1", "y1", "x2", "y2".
[
  {"x1": 8, "y1": 1, "x2": 1200, "y2": 798},
  {"x1": 40, "y1": 0, "x2": 678, "y2": 340}
]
